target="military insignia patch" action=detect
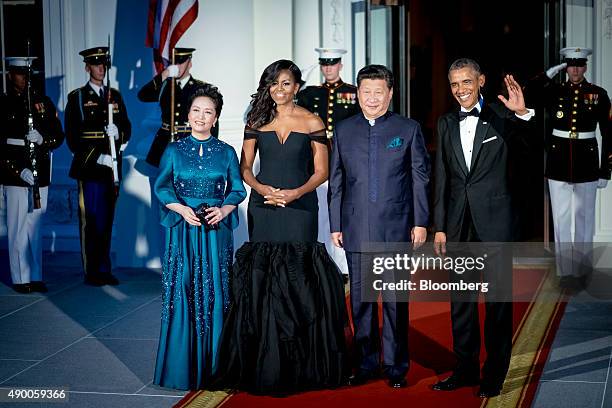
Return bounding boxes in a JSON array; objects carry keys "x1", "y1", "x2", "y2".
[
  {"x1": 556, "y1": 111, "x2": 564, "y2": 118},
  {"x1": 84, "y1": 100, "x2": 98, "y2": 107}
]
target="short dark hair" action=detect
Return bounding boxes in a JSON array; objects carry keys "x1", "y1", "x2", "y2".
[
  {"x1": 357, "y1": 64, "x2": 394, "y2": 89},
  {"x1": 448, "y1": 58, "x2": 482, "y2": 77},
  {"x1": 189, "y1": 83, "x2": 223, "y2": 117}
]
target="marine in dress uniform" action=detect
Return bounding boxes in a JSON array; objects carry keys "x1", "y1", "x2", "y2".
[
  {"x1": 64, "y1": 47, "x2": 131, "y2": 286},
  {"x1": 527, "y1": 47, "x2": 611, "y2": 288},
  {"x1": 296, "y1": 48, "x2": 361, "y2": 140},
  {"x1": 138, "y1": 47, "x2": 218, "y2": 167},
  {"x1": 0, "y1": 56, "x2": 64, "y2": 293}
]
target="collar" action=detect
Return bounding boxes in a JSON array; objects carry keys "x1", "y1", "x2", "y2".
[
  {"x1": 323, "y1": 79, "x2": 343, "y2": 89},
  {"x1": 362, "y1": 110, "x2": 392, "y2": 126},
  {"x1": 460, "y1": 96, "x2": 483, "y2": 113},
  {"x1": 566, "y1": 79, "x2": 588, "y2": 88},
  {"x1": 178, "y1": 75, "x2": 191, "y2": 88},
  {"x1": 88, "y1": 81, "x2": 104, "y2": 95}
]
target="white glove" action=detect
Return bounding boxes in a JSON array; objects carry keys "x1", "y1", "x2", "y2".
[
  {"x1": 105, "y1": 123, "x2": 119, "y2": 140},
  {"x1": 546, "y1": 62, "x2": 567, "y2": 79},
  {"x1": 97, "y1": 154, "x2": 113, "y2": 168},
  {"x1": 167, "y1": 64, "x2": 179, "y2": 78},
  {"x1": 597, "y1": 179, "x2": 608, "y2": 189},
  {"x1": 26, "y1": 129, "x2": 43, "y2": 145},
  {"x1": 20, "y1": 168, "x2": 34, "y2": 185}
]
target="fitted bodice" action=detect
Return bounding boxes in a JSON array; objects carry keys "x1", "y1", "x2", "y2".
[
  {"x1": 171, "y1": 136, "x2": 228, "y2": 205},
  {"x1": 245, "y1": 128, "x2": 326, "y2": 190}
]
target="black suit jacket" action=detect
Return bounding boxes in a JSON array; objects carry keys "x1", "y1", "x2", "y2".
[{"x1": 433, "y1": 102, "x2": 534, "y2": 242}]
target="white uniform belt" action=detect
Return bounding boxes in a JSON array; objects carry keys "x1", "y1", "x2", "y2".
[
  {"x1": 161, "y1": 123, "x2": 191, "y2": 132},
  {"x1": 6, "y1": 138, "x2": 25, "y2": 146},
  {"x1": 552, "y1": 129, "x2": 596, "y2": 139}
]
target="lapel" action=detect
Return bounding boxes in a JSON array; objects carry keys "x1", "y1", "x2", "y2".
[
  {"x1": 449, "y1": 113, "x2": 469, "y2": 177},
  {"x1": 469, "y1": 104, "x2": 493, "y2": 171}
]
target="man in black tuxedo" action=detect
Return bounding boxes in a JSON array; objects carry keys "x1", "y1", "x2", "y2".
[{"x1": 432, "y1": 58, "x2": 535, "y2": 398}]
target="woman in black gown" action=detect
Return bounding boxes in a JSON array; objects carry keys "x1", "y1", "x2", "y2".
[{"x1": 214, "y1": 60, "x2": 348, "y2": 394}]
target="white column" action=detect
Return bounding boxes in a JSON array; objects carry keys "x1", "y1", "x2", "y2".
[
  {"x1": 593, "y1": 0, "x2": 612, "y2": 249},
  {"x1": 293, "y1": 0, "x2": 320, "y2": 85},
  {"x1": 321, "y1": 0, "x2": 356, "y2": 83},
  {"x1": 253, "y1": 0, "x2": 293, "y2": 81}
]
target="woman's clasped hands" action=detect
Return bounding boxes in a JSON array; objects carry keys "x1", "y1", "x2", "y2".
[
  {"x1": 167, "y1": 203, "x2": 230, "y2": 226},
  {"x1": 261, "y1": 184, "x2": 300, "y2": 207}
]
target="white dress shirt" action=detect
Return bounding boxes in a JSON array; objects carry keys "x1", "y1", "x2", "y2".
[
  {"x1": 459, "y1": 100, "x2": 535, "y2": 171},
  {"x1": 89, "y1": 81, "x2": 104, "y2": 98},
  {"x1": 178, "y1": 75, "x2": 190, "y2": 89}
]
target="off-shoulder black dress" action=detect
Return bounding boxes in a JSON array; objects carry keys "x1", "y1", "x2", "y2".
[{"x1": 214, "y1": 128, "x2": 348, "y2": 394}]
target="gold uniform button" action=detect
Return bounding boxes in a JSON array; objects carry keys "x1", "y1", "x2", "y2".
[
  {"x1": 177, "y1": 103, "x2": 181, "y2": 107},
  {"x1": 330, "y1": 89, "x2": 335, "y2": 94},
  {"x1": 327, "y1": 125, "x2": 332, "y2": 130},
  {"x1": 572, "y1": 111, "x2": 577, "y2": 114},
  {"x1": 329, "y1": 103, "x2": 333, "y2": 107},
  {"x1": 574, "y1": 90, "x2": 579, "y2": 94},
  {"x1": 572, "y1": 126, "x2": 577, "y2": 131},
  {"x1": 574, "y1": 97, "x2": 579, "y2": 101},
  {"x1": 314, "y1": 104, "x2": 318, "y2": 108},
  {"x1": 327, "y1": 118, "x2": 333, "y2": 123},
  {"x1": 329, "y1": 95, "x2": 334, "y2": 100},
  {"x1": 573, "y1": 103, "x2": 578, "y2": 107},
  {"x1": 175, "y1": 112, "x2": 180, "y2": 116},
  {"x1": 572, "y1": 118, "x2": 576, "y2": 122},
  {"x1": 328, "y1": 110, "x2": 333, "y2": 114}
]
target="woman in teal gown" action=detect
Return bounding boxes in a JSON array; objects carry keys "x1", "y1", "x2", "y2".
[{"x1": 153, "y1": 84, "x2": 246, "y2": 390}]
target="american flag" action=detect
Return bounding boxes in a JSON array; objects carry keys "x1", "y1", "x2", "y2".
[{"x1": 146, "y1": 0, "x2": 199, "y2": 73}]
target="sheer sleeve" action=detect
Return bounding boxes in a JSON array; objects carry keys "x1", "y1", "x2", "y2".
[
  {"x1": 244, "y1": 126, "x2": 259, "y2": 140},
  {"x1": 154, "y1": 144, "x2": 182, "y2": 228},
  {"x1": 308, "y1": 128, "x2": 328, "y2": 145},
  {"x1": 221, "y1": 146, "x2": 247, "y2": 230}
]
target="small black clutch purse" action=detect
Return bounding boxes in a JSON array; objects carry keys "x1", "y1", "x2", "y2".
[{"x1": 194, "y1": 203, "x2": 219, "y2": 231}]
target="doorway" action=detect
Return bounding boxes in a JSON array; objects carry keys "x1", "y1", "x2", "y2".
[{"x1": 359, "y1": 0, "x2": 564, "y2": 241}]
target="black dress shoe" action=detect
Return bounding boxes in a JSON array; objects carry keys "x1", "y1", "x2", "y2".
[
  {"x1": 103, "y1": 274, "x2": 120, "y2": 286},
  {"x1": 84, "y1": 275, "x2": 106, "y2": 286},
  {"x1": 388, "y1": 376, "x2": 407, "y2": 388},
  {"x1": 478, "y1": 383, "x2": 502, "y2": 398},
  {"x1": 348, "y1": 370, "x2": 377, "y2": 386},
  {"x1": 30, "y1": 281, "x2": 48, "y2": 293},
  {"x1": 559, "y1": 276, "x2": 582, "y2": 290},
  {"x1": 432, "y1": 373, "x2": 479, "y2": 391},
  {"x1": 12, "y1": 283, "x2": 31, "y2": 294}
]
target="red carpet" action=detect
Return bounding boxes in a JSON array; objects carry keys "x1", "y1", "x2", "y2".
[{"x1": 177, "y1": 267, "x2": 565, "y2": 408}]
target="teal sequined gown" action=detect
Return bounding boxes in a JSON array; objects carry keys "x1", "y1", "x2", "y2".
[{"x1": 153, "y1": 135, "x2": 246, "y2": 390}]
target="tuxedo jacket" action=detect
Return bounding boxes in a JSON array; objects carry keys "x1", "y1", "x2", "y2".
[
  {"x1": 433, "y1": 102, "x2": 534, "y2": 242},
  {"x1": 329, "y1": 112, "x2": 430, "y2": 253}
]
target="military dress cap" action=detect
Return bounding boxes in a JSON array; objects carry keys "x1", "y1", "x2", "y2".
[
  {"x1": 79, "y1": 47, "x2": 109, "y2": 65},
  {"x1": 5, "y1": 56, "x2": 37, "y2": 72},
  {"x1": 173, "y1": 47, "x2": 195, "y2": 64},
  {"x1": 560, "y1": 47, "x2": 592, "y2": 66},
  {"x1": 315, "y1": 48, "x2": 347, "y2": 65}
]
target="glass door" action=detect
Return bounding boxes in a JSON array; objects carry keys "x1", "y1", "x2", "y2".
[{"x1": 352, "y1": 0, "x2": 407, "y2": 116}]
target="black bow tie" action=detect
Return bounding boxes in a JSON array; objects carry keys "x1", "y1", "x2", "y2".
[{"x1": 458, "y1": 108, "x2": 480, "y2": 121}]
